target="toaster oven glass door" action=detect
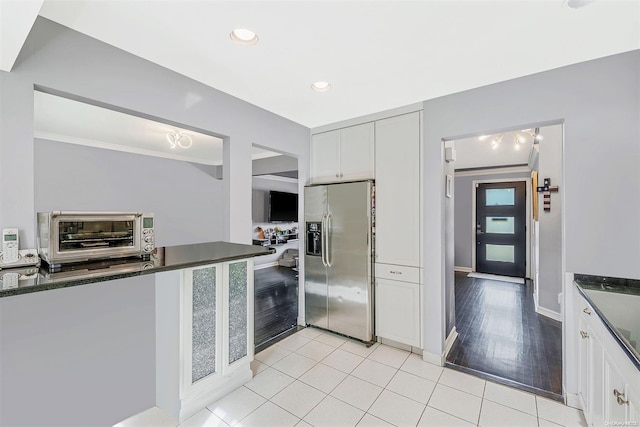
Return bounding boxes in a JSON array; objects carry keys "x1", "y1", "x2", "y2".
[{"x1": 57, "y1": 220, "x2": 135, "y2": 252}]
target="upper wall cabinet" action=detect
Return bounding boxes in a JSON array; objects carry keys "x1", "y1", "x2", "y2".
[
  {"x1": 311, "y1": 122, "x2": 374, "y2": 184},
  {"x1": 375, "y1": 112, "x2": 421, "y2": 267}
]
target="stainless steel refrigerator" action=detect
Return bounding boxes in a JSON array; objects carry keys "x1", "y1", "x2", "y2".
[{"x1": 304, "y1": 180, "x2": 375, "y2": 343}]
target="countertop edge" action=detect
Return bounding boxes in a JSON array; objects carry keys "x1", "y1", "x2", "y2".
[
  {"x1": 574, "y1": 281, "x2": 640, "y2": 371},
  {"x1": 0, "y1": 243, "x2": 275, "y2": 299}
]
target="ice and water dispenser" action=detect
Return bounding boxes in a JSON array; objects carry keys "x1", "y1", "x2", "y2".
[{"x1": 306, "y1": 222, "x2": 322, "y2": 256}]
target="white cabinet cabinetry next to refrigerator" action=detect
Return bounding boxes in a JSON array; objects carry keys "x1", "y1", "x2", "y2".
[
  {"x1": 374, "y1": 111, "x2": 422, "y2": 348},
  {"x1": 310, "y1": 122, "x2": 374, "y2": 184}
]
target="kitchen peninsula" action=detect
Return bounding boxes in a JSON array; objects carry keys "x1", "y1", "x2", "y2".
[{"x1": 0, "y1": 241, "x2": 274, "y2": 425}]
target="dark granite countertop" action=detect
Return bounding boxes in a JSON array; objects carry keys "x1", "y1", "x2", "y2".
[
  {"x1": 574, "y1": 274, "x2": 640, "y2": 370},
  {"x1": 0, "y1": 242, "x2": 275, "y2": 298}
]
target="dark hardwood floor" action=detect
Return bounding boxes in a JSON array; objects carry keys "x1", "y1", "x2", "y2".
[
  {"x1": 446, "y1": 271, "x2": 563, "y2": 399},
  {"x1": 254, "y1": 266, "x2": 299, "y2": 353}
]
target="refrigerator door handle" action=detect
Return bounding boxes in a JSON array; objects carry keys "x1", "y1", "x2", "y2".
[
  {"x1": 321, "y1": 213, "x2": 328, "y2": 267},
  {"x1": 326, "y1": 212, "x2": 333, "y2": 267}
]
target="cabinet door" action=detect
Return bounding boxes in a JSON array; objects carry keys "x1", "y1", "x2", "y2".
[
  {"x1": 311, "y1": 130, "x2": 340, "y2": 183},
  {"x1": 375, "y1": 112, "x2": 421, "y2": 267},
  {"x1": 224, "y1": 259, "x2": 253, "y2": 368},
  {"x1": 182, "y1": 264, "x2": 223, "y2": 393},
  {"x1": 375, "y1": 278, "x2": 420, "y2": 347},
  {"x1": 578, "y1": 314, "x2": 590, "y2": 417},
  {"x1": 588, "y1": 323, "x2": 605, "y2": 427},
  {"x1": 339, "y1": 122, "x2": 374, "y2": 181},
  {"x1": 604, "y1": 349, "x2": 628, "y2": 425}
]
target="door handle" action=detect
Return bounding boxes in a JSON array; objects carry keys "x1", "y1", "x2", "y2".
[
  {"x1": 320, "y1": 214, "x2": 328, "y2": 267},
  {"x1": 580, "y1": 330, "x2": 589, "y2": 339},
  {"x1": 582, "y1": 307, "x2": 591, "y2": 315},
  {"x1": 326, "y1": 212, "x2": 333, "y2": 267},
  {"x1": 613, "y1": 389, "x2": 629, "y2": 405}
]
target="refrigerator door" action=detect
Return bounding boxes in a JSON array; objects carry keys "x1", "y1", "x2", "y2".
[
  {"x1": 304, "y1": 185, "x2": 328, "y2": 329},
  {"x1": 326, "y1": 181, "x2": 374, "y2": 342}
]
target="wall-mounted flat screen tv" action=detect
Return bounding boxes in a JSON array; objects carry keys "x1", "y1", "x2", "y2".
[{"x1": 268, "y1": 191, "x2": 298, "y2": 222}]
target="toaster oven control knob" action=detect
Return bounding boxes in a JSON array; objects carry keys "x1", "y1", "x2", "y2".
[
  {"x1": 144, "y1": 235, "x2": 154, "y2": 243},
  {"x1": 144, "y1": 244, "x2": 154, "y2": 252},
  {"x1": 143, "y1": 229, "x2": 154, "y2": 235}
]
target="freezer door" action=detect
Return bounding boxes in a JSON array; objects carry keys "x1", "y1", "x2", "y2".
[
  {"x1": 326, "y1": 181, "x2": 374, "y2": 341},
  {"x1": 304, "y1": 185, "x2": 328, "y2": 329}
]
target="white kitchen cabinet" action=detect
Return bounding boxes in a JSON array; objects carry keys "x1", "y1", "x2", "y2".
[
  {"x1": 374, "y1": 112, "x2": 421, "y2": 268},
  {"x1": 310, "y1": 122, "x2": 374, "y2": 183},
  {"x1": 156, "y1": 259, "x2": 254, "y2": 422},
  {"x1": 375, "y1": 277, "x2": 421, "y2": 347},
  {"x1": 574, "y1": 285, "x2": 640, "y2": 427}
]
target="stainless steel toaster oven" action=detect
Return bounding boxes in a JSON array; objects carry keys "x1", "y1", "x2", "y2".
[{"x1": 37, "y1": 211, "x2": 154, "y2": 268}]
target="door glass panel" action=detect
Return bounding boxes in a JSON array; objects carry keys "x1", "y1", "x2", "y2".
[
  {"x1": 192, "y1": 266, "x2": 216, "y2": 383},
  {"x1": 485, "y1": 188, "x2": 515, "y2": 206},
  {"x1": 486, "y1": 244, "x2": 515, "y2": 263},
  {"x1": 486, "y1": 216, "x2": 515, "y2": 234},
  {"x1": 228, "y1": 261, "x2": 248, "y2": 364}
]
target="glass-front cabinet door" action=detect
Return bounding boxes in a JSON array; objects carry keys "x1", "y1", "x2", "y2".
[
  {"x1": 227, "y1": 260, "x2": 250, "y2": 365},
  {"x1": 180, "y1": 259, "x2": 253, "y2": 398},
  {"x1": 182, "y1": 264, "x2": 223, "y2": 392}
]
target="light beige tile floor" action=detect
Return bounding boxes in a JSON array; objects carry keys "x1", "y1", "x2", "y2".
[{"x1": 121, "y1": 329, "x2": 588, "y2": 427}]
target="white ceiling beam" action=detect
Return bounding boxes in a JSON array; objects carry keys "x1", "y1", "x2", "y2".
[{"x1": 0, "y1": 0, "x2": 43, "y2": 72}]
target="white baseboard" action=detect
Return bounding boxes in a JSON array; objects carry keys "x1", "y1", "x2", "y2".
[
  {"x1": 454, "y1": 266, "x2": 472, "y2": 273},
  {"x1": 254, "y1": 262, "x2": 279, "y2": 270},
  {"x1": 536, "y1": 305, "x2": 562, "y2": 322},
  {"x1": 422, "y1": 350, "x2": 443, "y2": 367},
  {"x1": 444, "y1": 327, "x2": 458, "y2": 358},
  {"x1": 565, "y1": 392, "x2": 581, "y2": 410}
]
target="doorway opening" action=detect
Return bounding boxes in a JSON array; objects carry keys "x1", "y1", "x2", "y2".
[
  {"x1": 445, "y1": 123, "x2": 564, "y2": 400},
  {"x1": 251, "y1": 146, "x2": 302, "y2": 353}
]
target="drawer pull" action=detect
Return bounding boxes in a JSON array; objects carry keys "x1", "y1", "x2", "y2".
[
  {"x1": 613, "y1": 389, "x2": 629, "y2": 405},
  {"x1": 390, "y1": 271, "x2": 402, "y2": 275},
  {"x1": 580, "y1": 330, "x2": 589, "y2": 339},
  {"x1": 582, "y1": 307, "x2": 591, "y2": 315}
]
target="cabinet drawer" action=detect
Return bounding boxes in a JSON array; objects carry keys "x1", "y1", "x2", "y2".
[{"x1": 375, "y1": 263, "x2": 420, "y2": 283}]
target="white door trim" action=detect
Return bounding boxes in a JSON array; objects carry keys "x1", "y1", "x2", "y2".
[{"x1": 471, "y1": 177, "x2": 531, "y2": 279}]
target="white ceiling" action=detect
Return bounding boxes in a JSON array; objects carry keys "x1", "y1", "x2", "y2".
[
  {"x1": 14, "y1": 0, "x2": 636, "y2": 129},
  {"x1": 452, "y1": 130, "x2": 537, "y2": 170},
  {"x1": 33, "y1": 91, "x2": 281, "y2": 165}
]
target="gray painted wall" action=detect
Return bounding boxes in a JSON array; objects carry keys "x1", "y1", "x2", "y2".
[
  {"x1": 422, "y1": 50, "x2": 640, "y2": 360},
  {"x1": 536, "y1": 125, "x2": 564, "y2": 313},
  {"x1": 0, "y1": 17, "x2": 308, "y2": 426},
  {"x1": 35, "y1": 139, "x2": 225, "y2": 247},
  {"x1": 0, "y1": 275, "x2": 156, "y2": 427},
  {"x1": 454, "y1": 171, "x2": 530, "y2": 269},
  {"x1": 0, "y1": 17, "x2": 309, "y2": 246}
]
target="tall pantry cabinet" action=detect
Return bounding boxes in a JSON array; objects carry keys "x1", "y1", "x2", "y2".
[
  {"x1": 374, "y1": 112, "x2": 422, "y2": 348},
  {"x1": 309, "y1": 110, "x2": 422, "y2": 349}
]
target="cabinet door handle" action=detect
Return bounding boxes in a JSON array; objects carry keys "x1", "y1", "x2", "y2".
[
  {"x1": 580, "y1": 330, "x2": 589, "y2": 339},
  {"x1": 336, "y1": 173, "x2": 339, "y2": 178},
  {"x1": 613, "y1": 389, "x2": 629, "y2": 405},
  {"x1": 583, "y1": 307, "x2": 591, "y2": 315}
]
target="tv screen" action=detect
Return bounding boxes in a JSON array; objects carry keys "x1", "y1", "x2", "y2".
[{"x1": 268, "y1": 191, "x2": 298, "y2": 222}]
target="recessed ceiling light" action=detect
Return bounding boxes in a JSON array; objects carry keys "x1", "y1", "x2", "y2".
[
  {"x1": 230, "y1": 28, "x2": 258, "y2": 45},
  {"x1": 311, "y1": 81, "x2": 331, "y2": 92}
]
